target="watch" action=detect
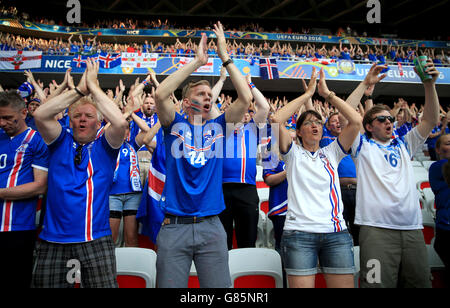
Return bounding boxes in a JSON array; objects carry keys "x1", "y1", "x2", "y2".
[{"x1": 222, "y1": 58, "x2": 234, "y2": 67}]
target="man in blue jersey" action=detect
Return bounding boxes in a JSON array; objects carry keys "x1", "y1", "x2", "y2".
[
  {"x1": 0, "y1": 90, "x2": 49, "y2": 288},
  {"x1": 220, "y1": 74, "x2": 270, "y2": 250},
  {"x1": 154, "y1": 22, "x2": 252, "y2": 288},
  {"x1": 32, "y1": 58, "x2": 128, "y2": 288}
]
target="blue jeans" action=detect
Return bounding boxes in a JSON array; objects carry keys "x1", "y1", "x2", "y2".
[
  {"x1": 156, "y1": 216, "x2": 231, "y2": 288},
  {"x1": 281, "y1": 230, "x2": 355, "y2": 276},
  {"x1": 109, "y1": 192, "x2": 142, "y2": 212}
]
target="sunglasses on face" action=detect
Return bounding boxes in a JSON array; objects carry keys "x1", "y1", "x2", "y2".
[
  {"x1": 74, "y1": 145, "x2": 83, "y2": 165},
  {"x1": 372, "y1": 115, "x2": 395, "y2": 124}
]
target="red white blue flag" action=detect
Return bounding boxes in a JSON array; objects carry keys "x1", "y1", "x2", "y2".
[
  {"x1": 98, "y1": 52, "x2": 121, "y2": 69},
  {"x1": 259, "y1": 57, "x2": 279, "y2": 80}
]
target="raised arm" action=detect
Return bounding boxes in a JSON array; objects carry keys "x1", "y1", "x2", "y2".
[
  {"x1": 211, "y1": 66, "x2": 227, "y2": 104},
  {"x1": 212, "y1": 22, "x2": 252, "y2": 123},
  {"x1": 114, "y1": 79, "x2": 126, "y2": 109},
  {"x1": 34, "y1": 69, "x2": 89, "y2": 144},
  {"x1": 246, "y1": 74, "x2": 269, "y2": 124},
  {"x1": 142, "y1": 121, "x2": 162, "y2": 151},
  {"x1": 85, "y1": 58, "x2": 128, "y2": 148},
  {"x1": 345, "y1": 63, "x2": 387, "y2": 110},
  {"x1": 317, "y1": 69, "x2": 362, "y2": 152},
  {"x1": 154, "y1": 33, "x2": 209, "y2": 127},
  {"x1": 272, "y1": 69, "x2": 317, "y2": 153},
  {"x1": 24, "y1": 70, "x2": 47, "y2": 102},
  {"x1": 415, "y1": 59, "x2": 440, "y2": 138},
  {"x1": 272, "y1": 68, "x2": 317, "y2": 125}
]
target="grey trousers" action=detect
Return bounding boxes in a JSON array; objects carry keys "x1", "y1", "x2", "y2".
[
  {"x1": 156, "y1": 215, "x2": 231, "y2": 288},
  {"x1": 359, "y1": 226, "x2": 431, "y2": 288}
]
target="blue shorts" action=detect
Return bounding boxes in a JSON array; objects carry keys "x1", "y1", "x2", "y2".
[
  {"x1": 109, "y1": 193, "x2": 142, "y2": 212},
  {"x1": 281, "y1": 230, "x2": 355, "y2": 276}
]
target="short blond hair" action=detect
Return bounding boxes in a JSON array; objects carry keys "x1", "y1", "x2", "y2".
[
  {"x1": 181, "y1": 80, "x2": 211, "y2": 99},
  {"x1": 68, "y1": 97, "x2": 103, "y2": 122}
]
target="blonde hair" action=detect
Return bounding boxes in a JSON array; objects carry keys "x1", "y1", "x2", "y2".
[
  {"x1": 181, "y1": 80, "x2": 211, "y2": 99},
  {"x1": 68, "y1": 97, "x2": 103, "y2": 122}
]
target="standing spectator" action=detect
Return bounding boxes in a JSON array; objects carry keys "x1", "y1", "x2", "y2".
[
  {"x1": 68, "y1": 34, "x2": 81, "y2": 54},
  {"x1": 353, "y1": 61, "x2": 440, "y2": 288},
  {"x1": 154, "y1": 22, "x2": 252, "y2": 288},
  {"x1": 32, "y1": 61, "x2": 128, "y2": 288},
  {"x1": 220, "y1": 74, "x2": 270, "y2": 250},
  {"x1": 271, "y1": 67, "x2": 363, "y2": 288},
  {"x1": 108, "y1": 111, "x2": 148, "y2": 247},
  {"x1": 0, "y1": 90, "x2": 49, "y2": 288},
  {"x1": 429, "y1": 133, "x2": 450, "y2": 287},
  {"x1": 25, "y1": 98, "x2": 41, "y2": 131},
  {"x1": 426, "y1": 122, "x2": 442, "y2": 161},
  {"x1": 263, "y1": 155, "x2": 288, "y2": 253}
]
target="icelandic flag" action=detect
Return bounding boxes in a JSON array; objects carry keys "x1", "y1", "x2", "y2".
[
  {"x1": 136, "y1": 129, "x2": 166, "y2": 244},
  {"x1": 71, "y1": 54, "x2": 98, "y2": 68},
  {"x1": 259, "y1": 58, "x2": 279, "y2": 80},
  {"x1": 98, "y1": 52, "x2": 121, "y2": 69}
]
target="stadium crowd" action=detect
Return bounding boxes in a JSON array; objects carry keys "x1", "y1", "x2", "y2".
[
  {"x1": 2, "y1": 31, "x2": 450, "y2": 66},
  {"x1": 1, "y1": 4, "x2": 449, "y2": 65},
  {"x1": 0, "y1": 7, "x2": 449, "y2": 289}
]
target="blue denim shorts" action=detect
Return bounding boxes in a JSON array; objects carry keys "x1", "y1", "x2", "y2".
[
  {"x1": 109, "y1": 192, "x2": 142, "y2": 212},
  {"x1": 281, "y1": 230, "x2": 355, "y2": 276}
]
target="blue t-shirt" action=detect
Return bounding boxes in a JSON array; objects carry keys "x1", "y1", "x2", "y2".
[
  {"x1": 320, "y1": 130, "x2": 356, "y2": 178},
  {"x1": 429, "y1": 159, "x2": 450, "y2": 231},
  {"x1": 110, "y1": 140, "x2": 141, "y2": 195},
  {"x1": 426, "y1": 126, "x2": 441, "y2": 149},
  {"x1": 263, "y1": 160, "x2": 288, "y2": 217},
  {"x1": 161, "y1": 112, "x2": 227, "y2": 217},
  {"x1": 40, "y1": 129, "x2": 119, "y2": 243},
  {"x1": 25, "y1": 116, "x2": 37, "y2": 131},
  {"x1": 0, "y1": 128, "x2": 49, "y2": 232},
  {"x1": 70, "y1": 44, "x2": 80, "y2": 53},
  {"x1": 368, "y1": 53, "x2": 377, "y2": 62},
  {"x1": 223, "y1": 120, "x2": 269, "y2": 185}
]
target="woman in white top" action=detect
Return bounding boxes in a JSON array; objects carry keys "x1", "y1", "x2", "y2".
[{"x1": 271, "y1": 65, "x2": 385, "y2": 288}]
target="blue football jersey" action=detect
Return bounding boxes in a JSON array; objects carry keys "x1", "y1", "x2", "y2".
[
  {"x1": 40, "y1": 129, "x2": 119, "y2": 243},
  {"x1": 0, "y1": 128, "x2": 49, "y2": 231},
  {"x1": 160, "y1": 112, "x2": 226, "y2": 217},
  {"x1": 223, "y1": 120, "x2": 271, "y2": 185},
  {"x1": 263, "y1": 160, "x2": 288, "y2": 217},
  {"x1": 110, "y1": 140, "x2": 141, "y2": 195}
]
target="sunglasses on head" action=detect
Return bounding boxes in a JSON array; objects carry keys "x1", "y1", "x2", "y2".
[
  {"x1": 372, "y1": 115, "x2": 395, "y2": 124},
  {"x1": 74, "y1": 145, "x2": 83, "y2": 165},
  {"x1": 303, "y1": 120, "x2": 323, "y2": 127}
]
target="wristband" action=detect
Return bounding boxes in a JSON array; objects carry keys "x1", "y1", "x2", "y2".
[
  {"x1": 364, "y1": 95, "x2": 373, "y2": 100},
  {"x1": 222, "y1": 58, "x2": 234, "y2": 67},
  {"x1": 248, "y1": 82, "x2": 255, "y2": 89},
  {"x1": 142, "y1": 80, "x2": 150, "y2": 86},
  {"x1": 74, "y1": 87, "x2": 86, "y2": 97},
  {"x1": 325, "y1": 91, "x2": 336, "y2": 102}
]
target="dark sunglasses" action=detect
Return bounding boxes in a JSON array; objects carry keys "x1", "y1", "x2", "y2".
[
  {"x1": 372, "y1": 115, "x2": 395, "y2": 124},
  {"x1": 74, "y1": 145, "x2": 83, "y2": 165}
]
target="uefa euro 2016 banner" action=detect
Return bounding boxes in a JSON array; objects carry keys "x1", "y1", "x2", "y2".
[
  {"x1": 1, "y1": 52, "x2": 449, "y2": 85},
  {"x1": 1, "y1": 18, "x2": 449, "y2": 49}
]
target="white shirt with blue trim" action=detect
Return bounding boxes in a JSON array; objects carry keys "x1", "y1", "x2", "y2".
[{"x1": 351, "y1": 128, "x2": 426, "y2": 230}]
